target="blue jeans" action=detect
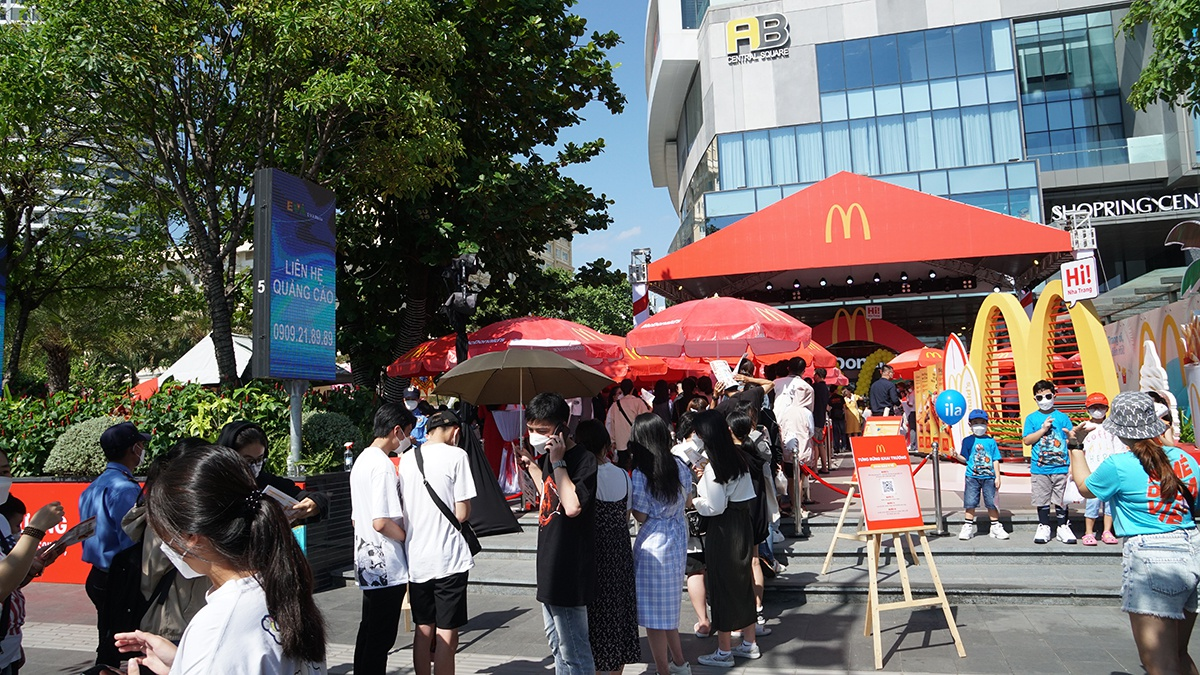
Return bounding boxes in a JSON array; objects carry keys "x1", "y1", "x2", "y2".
[
  {"x1": 542, "y1": 603, "x2": 595, "y2": 675},
  {"x1": 963, "y1": 476, "x2": 997, "y2": 511}
]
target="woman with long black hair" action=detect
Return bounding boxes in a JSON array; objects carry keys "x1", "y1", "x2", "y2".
[
  {"x1": 1069, "y1": 392, "x2": 1200, "y2": 675},
  {"x1": 691, "y1": 410, "x2": 758, "y2": 668},
  {"x1": 115, "y1": 445, "x2": 327, "y2": 674},
  {"x1": 217, "y1": 421, "x2": 328, "y2": 523}
]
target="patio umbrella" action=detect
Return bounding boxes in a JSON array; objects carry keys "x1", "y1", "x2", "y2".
[
  {"x1": 387, "y1": 334, "x2": 458, "y2": 378},
  {"x1": 747, "y1": 341, "x2": 837, "y2": 369},
  {"x1": 888, "y1": 347, "x2": 945, "y2": 379},
  {"x1": 625, "y1": 297, "x2": 812, "y2": 359},
  {"x1": 470, "y1": 316, "x2": 623, "y2": 365},
  {"x1": 434, "y1": 348, "x2": 615, "y2": 406}
]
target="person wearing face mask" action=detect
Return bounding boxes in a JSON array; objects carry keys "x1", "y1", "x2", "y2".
[
  {"x1": 404, "y1": 386, "x2": 431, "y2": 448},
  {"x1": 79, "y1": 421, "x2": 148, "y2": 669},
  {"x1": 216, "y1": 421, "x2": 329, "y2": 524},
  {"x1": 1071, "y1": 393, "x2": 1123, "y2": 546},
  {"x1": 1022, "y1": 380, "x2": 1076, "y2": 544},
  {"x1": 957, "y1": 410, "x2": 1008, "y2": 541}
]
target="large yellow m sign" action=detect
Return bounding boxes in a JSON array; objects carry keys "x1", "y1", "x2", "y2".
[{"x1": 825, "y1": 203, "x2": 871, "y2": 244}]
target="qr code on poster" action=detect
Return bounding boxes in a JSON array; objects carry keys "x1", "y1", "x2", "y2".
[{"x1": 880, "y1": 478, "x2": 896, "y2": 495}]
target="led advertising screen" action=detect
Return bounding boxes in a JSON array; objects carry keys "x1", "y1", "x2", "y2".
[{"x1": 252, "y1": 169, "x2": 336, "y2": 381}]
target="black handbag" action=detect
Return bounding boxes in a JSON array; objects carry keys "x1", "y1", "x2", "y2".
[
  {"x1": 415, "y1": 446, "x2": 482, "y2": 556},
  {"x1": 686, "y1": 509, "x2": 708, "y2": 538}
]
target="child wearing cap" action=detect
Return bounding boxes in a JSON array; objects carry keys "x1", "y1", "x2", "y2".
[
  {"x1": 1022, "y1": 379, "x2": 1076, "y2": 544},
  {"x1": 958, "y1": 410, "x2": 1008, "y2": 540},
  {"x1": 1071, "y1": 392, "x2": 1123, "y2": 546}
]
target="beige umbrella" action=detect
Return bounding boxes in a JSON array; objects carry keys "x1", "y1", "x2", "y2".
[{"x1": 434, "y1": 348, "x2": 615, "y2": 406}]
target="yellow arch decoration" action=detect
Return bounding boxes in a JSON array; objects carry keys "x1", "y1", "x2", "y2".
[
  {"x1": 1161, "y1": 315, "x2": 1187, "y2": 386},
  {"x1": 970, "y1": 293, "x2": 1035, "y2": 419}
]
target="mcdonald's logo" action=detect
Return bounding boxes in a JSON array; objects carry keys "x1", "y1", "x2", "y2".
[
  {"x1": 753, "y1": 306, "x2": 793, "y2": 323},
  {"x1": 831, "y1": 307, "x2": 874, "y2": 343},
  {"x1": 825, "y1": 203, "x2": 871, "y2": 244}
]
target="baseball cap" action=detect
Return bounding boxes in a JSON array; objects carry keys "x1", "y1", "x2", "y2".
[
  {"x1": 425, "y1": 410, "x2": 460, "y2": 433},
  {"x1": 967, "y1": 409, "x2": 988, "y2": 423},
  {"x1": 100, "y1": 422, "x2": 151, "y2": 454},
  {"x1": 402, "y1": 386, "x2": 421, "y2": 400},
  {"x1": 1085, "y1": 392, "x2": 1109, "y2": 407}
]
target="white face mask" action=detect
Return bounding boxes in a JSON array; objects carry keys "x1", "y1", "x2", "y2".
[
  {"x1": 404, "y1": 400, "x2": 419, "y2": 411},
  {"x1": 159, "y1": 541, "x2": 205, "y2": 579},
  {"x1": 971, "y1": 425, "x2": 988, "y2": 437},
  {"x1": 248, "y1": 459, "x2": 264, "y2": 478},
  {"x1": 1037, "y1": 397, "x2": 1055, "y2": 412},
  {"x1": 528, "y1": 432, "x2": 551, "y2": 455},
  {"x1": 1089, "y1": 408, "x2": 1107, "y2": 421},
  {"x1": 396, "y1": 436, "x2": 412, "y2": 453}
]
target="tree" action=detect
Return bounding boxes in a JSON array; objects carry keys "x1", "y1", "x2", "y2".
[
  {"x1": 1121, "y1": 1, "x2": 1200, "y2": 113},
  {"x1": 39, "y1": 0, "x2": 463, "y2": 384},
  {"x1": 473, "y1": 258, "x2": 633, "y2": 336},
  {"x1": 337, "y1": 0, "x2": 625, "y2": 393}
]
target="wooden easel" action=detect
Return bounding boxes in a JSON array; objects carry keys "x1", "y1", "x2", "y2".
[
  {"x1": 821, "y1": 482, "x2": 919, "y2": 575},
  {"x1": 861, "y1": 526, "x2": 966, "y2": 669}
]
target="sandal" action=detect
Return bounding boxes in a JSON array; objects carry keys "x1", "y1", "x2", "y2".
[
  {"x1": 1081, "y1": 533, "x2": 1098, "y2": 546},
  {"x1": 694, "y1": 622, "x2": 711, "y2": 638},
  {"x1": 1101, "y1": 531, "x2": 1119, "y2": 545}
]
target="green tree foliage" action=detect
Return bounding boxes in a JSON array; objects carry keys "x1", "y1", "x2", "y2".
[
  {"x1": 474, "y1": 259, "x2": 633, "y2": 336},
  {"x1": 1121, "y1": 1, "x2": 1200, "y2": 113}
]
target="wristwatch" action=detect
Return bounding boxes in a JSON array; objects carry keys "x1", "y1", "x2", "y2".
[{"x1": 551, "y1": 460, "x2": 568, "y2": 472}]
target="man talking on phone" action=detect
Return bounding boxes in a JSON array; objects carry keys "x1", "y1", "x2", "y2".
[{"x1": 515, "y1": 392, "x2": 597, "y2": 675}]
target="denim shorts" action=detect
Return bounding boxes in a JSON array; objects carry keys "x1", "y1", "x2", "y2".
[
  {"x1": 963, "y1": 476, "x2": 996, "y2": 510},
  {"x1": 1121, "y1": 529, "x2": 1200, "y2": 619}
]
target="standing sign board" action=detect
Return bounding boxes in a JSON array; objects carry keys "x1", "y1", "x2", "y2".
[
  {"x1": 851, "y1": 436, "x2": 924, "y2": 532},
  {"x1": 252, "y1": 169, "x2": 337, "y2": 381}
]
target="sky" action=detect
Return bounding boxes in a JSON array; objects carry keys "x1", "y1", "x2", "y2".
[{"x1": 559, "y1": 0, "x2": 680, "y2": 276}]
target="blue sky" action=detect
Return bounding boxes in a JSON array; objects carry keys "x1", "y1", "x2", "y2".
[{"x1": 561, "y1": 0, "x2": 679, "y2": 275}]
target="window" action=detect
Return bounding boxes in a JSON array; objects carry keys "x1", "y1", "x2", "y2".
[{"x1": 680, "y1": 0, "x2": 710, "y2": 29}]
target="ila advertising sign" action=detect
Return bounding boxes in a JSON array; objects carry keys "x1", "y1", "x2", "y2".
[{"x1": 252, "y1": 169, "x2": 337, "y2": 381}]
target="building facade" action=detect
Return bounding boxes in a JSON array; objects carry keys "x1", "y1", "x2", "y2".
[{"x1": 647, "y1": 0, "x2": 1195, "y2": 291}]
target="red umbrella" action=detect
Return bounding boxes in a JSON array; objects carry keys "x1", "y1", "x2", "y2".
[
  {"x1": 747, "y1": 341, "x2": 837, "y2": 369},
  {"x1": 388, "y1": 334, "x2": 458, "y2": 378},
  {"x1": 470, "y1": 317, "x2": 623, "y2": 365},
  {"x1": 626, "y1": 297, "x2": 812, "y2": 358},
  {"x1": 888, "y1": 347, "x2": 945, "y2": 379}
]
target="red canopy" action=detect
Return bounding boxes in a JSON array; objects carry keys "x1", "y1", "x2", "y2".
[
  {"x1": 626, "y1": 297, "x2": 812, "y2": 358},
  {"x1": 888, "y1": 348, "x2": 945, "y2": 379},
  {"x1": 388, "y1": 335, "x2": 458, "y2": 378}
]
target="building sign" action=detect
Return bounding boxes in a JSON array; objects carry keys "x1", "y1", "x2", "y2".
[
  {"x1": 726, "y1": 14, "x2": 790, "y2": 65},
  {"x1": 1062, "y1": 257, "x2": 1100, "y2": 305},
  {"x1": 1049, "y1": 191, "x2": 1200, "y2": 220},
  {"x1": 825, "y1": 203, "x2": 871, "y2": 243},
  {"x1": 865, "y1": 304, "x2": 882, "y2": 320}
]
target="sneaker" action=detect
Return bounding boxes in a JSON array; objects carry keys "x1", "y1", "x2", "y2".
[
  {"x1": 732, "y1": 642, "x2": 762, "y2": 659},
  {"x1": 958, "y1": 521, "x2": 977, "y2": 540},
  {"x1": 1102, "y1": 531, "x2": 1119, "y2": 545},
  {"x1": 770, "y1": 560, "x2": 788, "y2": 575},
  {"x1": 988, "y1": 522, "x2": 1009, "y2": 540},
  {"x1": 669, "y1": 661, "x2": 693, "y2": 675},
  {"x1": 1081, "y1": 533, "x2": 1098, "y2": 546},
  {"x1": 1034, "y1": 523, "x2": 1052, "y2": 544},
  {"x1": 1057, "y1": 522, "x2": 1077, "y2": 544},
  {"x1": 697, "y1": 651, "x2": 735, "y2": 668}
]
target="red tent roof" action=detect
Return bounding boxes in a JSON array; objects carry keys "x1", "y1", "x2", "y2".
[{"x1": 649, "y1": 172, "x2": 1071, "y2": 301}]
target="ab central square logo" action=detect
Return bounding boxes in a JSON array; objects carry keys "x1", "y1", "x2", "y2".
[{"x1": 726, "y1": 13, "x2": 791, "y2": 65}]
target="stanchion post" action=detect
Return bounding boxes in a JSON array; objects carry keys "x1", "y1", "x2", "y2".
[{"x1": 930, "y1": 440, "x2": 946, "y2": 535}]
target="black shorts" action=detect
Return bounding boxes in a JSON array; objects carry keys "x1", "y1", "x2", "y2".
[{"x1": 409, "y1": 571, "x2": 470, "y2": 629}]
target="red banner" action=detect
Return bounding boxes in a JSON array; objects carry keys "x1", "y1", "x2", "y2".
[{"x1": 13, "y1": 481, "x2": 94, "y2": 585}]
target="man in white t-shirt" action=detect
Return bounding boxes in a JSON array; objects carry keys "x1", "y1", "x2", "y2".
[
  {"x1": 772, "y1": 357, "x2": 813, "y2": 420},
  {"x1": 351, "y1": 403, "x2": 416, "y2": 675},
  {"x1": 399, "y1": 410, "x2": 477, "y2": 675}
]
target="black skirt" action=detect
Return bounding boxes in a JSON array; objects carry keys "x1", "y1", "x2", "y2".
[{"x1": 704, "y1": 499, "x2": 756, "y2": 632}]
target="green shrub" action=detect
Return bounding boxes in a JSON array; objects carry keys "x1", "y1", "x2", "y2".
[
  {"x1": 302, "y1": 410, "x2": 363, "y2": 455},
  {"x1": 43, "y1": 415, "x2": 128, "y2": 478}
]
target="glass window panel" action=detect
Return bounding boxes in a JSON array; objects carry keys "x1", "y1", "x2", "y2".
[
  {"x1": 877, "y1": 115, "x2": 908, "y2": 174},
  {"x1": 1038, "y1": 18, "x2": 1063, "y2": 34},
  {"x1": 717, "y1": 134, "x2": 746, "y2": 190},
  {"x1": 984, "y1": 21, "x2": 1014, "y2": 71},
  {"x1": 796, "y1": 125, "x2": 826, "y2": 182},
  {"x1": 1071, "y1": 97, "x2": 1096, "y2": 127},
  {"x1": 1065, "y1": 33, "x2": 1093, "y2": 90},
  {"x1": 933, "y1": 109, "x2": 965, "y2": 168},
  {"x1": 1096, "y1": 95, "x2": 1122, "y2": 125},
  {"x1": 1089, "y1": 27, "x2": 1119, "y2": 91},
  {"x1": 1041, "y1": 41, "x2": 1067, "y2": 86},
  {"x1": 902, "y1": 82, "x2": 931, "y2": 111},
  {"x1": 1024, "y1": 103, "x2": 1048, "y2": 132},
  {"x1": 925, "y1": 28, "x2": 956, "y2": 79},
  {"x1": 1099, "y1": 124, "x2": 1124, "y2": 142},
  {"x1": 948, "y1": 165, "x2": 1006, "y2": 194},
  {"x1": 1050, "y1": 129, "x2": 1077, "y2": 169},
  {"x1": 683, "y1": 77, "x2": 703, "y2": 149},
  {"x1": 781, "y1": 184, "x2": 809, "y2": 198},
  {"x1": 871, "y1": 35, "x2": 901, "y2": 86},
  {"x1": 1026, "y1": 131, "x2": 1051, "y2": 156},
  {"x1": 1062, "y1": 14, "x2": 1088, "y2": 31},
  {"x1": 824, "y1": 122, "x2": 852, "y2": 174},
  {"x1": 1088, "y1": 11, "x2": 1111, "y2": 27},
  {"x1": 1014, "y1": 20, "x2": 1037, "y2": 39},
  {"x1": 959, "y1": 74, "x2": 989, "y2": 106},
  {"x1": 850, "y1": 119, "x2": 880, "y2": 174},
  {"x1": 880, "y1": 173, "x2": 920, "y2": 190},
  {"x1": 1047, "y1": 100, "x2": 1073, "y2": 130},
  {"x1": 1011, "y1": 188, "x2": 1039, "y2": 221},
  {"x1": 987, "y1": 72, "x2": 1018, "y2": 102},
  {"x1": 744, "y1": 130, "x2": 771, "y2": 187},
  {"x1": 920, "y1": 170, "x2": 949, "y2": 195},
  {"x1": 705, "y1": 190, "x2": 757, "y2": 217},
  {"x1": 817, "y1": 42, "x2": 846, "y2": 92},
  {"x1": 769, "y1": 128, "x2": 799, "y2": 185},
  {"x1": 1074, "y1": 127, "x2": 1100, "y2": 167},
  {"x1": 756, "y1": 186, "x2": 783, "y2": 209},
  {"x1": 930, "y1": 78, "x2": 959, "y2": 109},
  {"x1": 821, "y1": 92, "x2": 848, "y2": 121},
  {"x1": 953, "y1": 24, "x2": 985, "y2": 75},
  {"x1": 956, "y1": 190, "x2": 1011, "y2": 214},
  {"x1": 991, "y1": 103, "x2": 1022, "y2": 162},
  {"x1": 1017, "y1": 40, "x2": 1043, "y2": 94},
  {"x1": 906, "y1": 113, "x2": 936, "y2": 171},
  {"x1": 961, "y1": 105, "x2": 993, "y2": 165},
  {"x1": 704, "y1": 215, "x2": 743, "y2": 232},
  {"x1": 847, "y1": 88, "x2": 876, "y2": 118},
  {"x1": 898, "y1": 32, "x2": 928, "y2": 82},
  {"x1": 876, "y1": 84, "x2": 903, "y2": 115},
  {"x1": 1006, "y1": 161, "x2": 1037, "y2": 188},
  {"x1": 844, "y1": 39, "x2": 872, "y2": 89}
]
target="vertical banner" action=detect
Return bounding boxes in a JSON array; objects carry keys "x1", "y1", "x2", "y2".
[
  {"x1": 943, "y1": 334, "x2": 979, "y2": 452},
  {"x1": 252, "y1": 169, "x2": 337, "y2": 381},
  {"x1": 851, "y1": 436, "x2": 925, "y2": 532}
]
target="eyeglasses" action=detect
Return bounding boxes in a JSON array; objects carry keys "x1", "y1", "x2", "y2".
[{"x1": 1035, "y1": 394, "x2": 1055, "y2": 401}]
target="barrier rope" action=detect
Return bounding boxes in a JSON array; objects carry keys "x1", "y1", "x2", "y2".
[
  {"x1": 910, "y1": 455, "x2": 930, "y2": 475},
  {"x1": 799, "y1": 464, "x2": 855, "y2": 497}
]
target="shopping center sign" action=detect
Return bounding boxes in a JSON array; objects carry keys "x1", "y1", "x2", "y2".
[
  {"x1": 1049, "y1": 190, "x2": 1200, "y2": 220},
  {"x1": 726, "y1": 14, "x2": 790, "y2": 65}
]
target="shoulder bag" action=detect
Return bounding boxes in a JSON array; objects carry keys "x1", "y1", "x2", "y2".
[{"x1": 414, "y1": 446, "x2": 482, "y2": 556}]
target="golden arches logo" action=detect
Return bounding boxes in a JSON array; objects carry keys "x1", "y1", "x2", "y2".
[
  {"x1": 753, "y1": 306, "x2": 793, "y2": 323},
  {"x1": 1136, "y1": 316, "x2": 1187, "y2": 387},
  {"x1": 923, "y1": 350, "x2": 941, "y2": 360},
  {"x1": 825, "y1": 203, "x2": 871, "y2": 244},
  {"x1": 831, "y1": 307, "x2": 874, "y2": 343},
  {"x1": 570, "y1": 326, "x2": 604, "y2": 341}
]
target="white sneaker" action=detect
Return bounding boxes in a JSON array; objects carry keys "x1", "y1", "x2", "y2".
[
  {"x1": 697, "y1": 651, "x2": 735, "y2": 668},
  {"x1": 989, "y1": 522, "x2": 1010, "y2": 540},
  {"x1": 668, "y1": 661, "x2": 693, "y2": 675},
  {"x1": 732, "y1": 642, "x2": 761, "y2": 660},
  {"x1": 1034, "y1": 523, "x2": 1052, "y2": 544},
  {"x1": 1057, "y1": 522, "x2": 1077, "y2": 544},
  {"x1": 958, "y1": 521, "x2": 977, "y2": 540}
]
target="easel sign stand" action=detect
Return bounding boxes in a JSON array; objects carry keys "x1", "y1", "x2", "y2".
[{"x1": 851, "y1": 436, "x2": 966, "y2": 669}]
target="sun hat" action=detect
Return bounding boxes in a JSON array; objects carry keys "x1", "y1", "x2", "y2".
[
  {"x1": 1102, "y1": 391, "x2": 1168, "y2": 440},
  {"x1": 1085, "y1": 392, "x2": 1109, "y2": 407}
]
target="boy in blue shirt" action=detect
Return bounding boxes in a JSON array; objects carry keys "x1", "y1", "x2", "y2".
[
  {"x1": 1022, "y1": 380, "x2": 1076, "y2": 544},
  {"x1": 958, "y1": 410, "x2": 1009, "y2": 540}
]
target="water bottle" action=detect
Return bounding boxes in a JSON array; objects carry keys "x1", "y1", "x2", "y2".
[{"x1": 343, "y1": 442, "x2": 355, "y2": 471}]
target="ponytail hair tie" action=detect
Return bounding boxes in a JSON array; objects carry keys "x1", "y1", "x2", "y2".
[{"x1": 244, "y1": 489, "x2": 264, "y2": 516}]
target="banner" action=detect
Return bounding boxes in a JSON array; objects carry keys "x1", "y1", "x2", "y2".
[{"x1": 1104, "y1": 294, "x2": 1200, "y2": 418}]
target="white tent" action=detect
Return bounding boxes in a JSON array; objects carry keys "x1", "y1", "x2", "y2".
[{"x1": 159, "y1": 333, "x2": 254, "y2": 385}]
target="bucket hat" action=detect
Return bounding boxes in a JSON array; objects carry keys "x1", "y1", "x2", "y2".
[{"x1": 1102, "y1": 391, "x2": 1168, "y2": 440}]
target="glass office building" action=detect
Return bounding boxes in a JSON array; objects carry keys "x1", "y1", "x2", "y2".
[{"x1": 646, "y1": 0, "x2": 1197, "y2": 292}]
